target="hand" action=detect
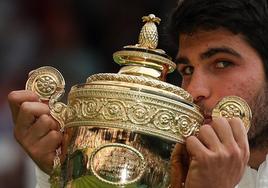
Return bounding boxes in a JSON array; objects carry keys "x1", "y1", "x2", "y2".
[
  {"x1": 171, "y1": 117, "x2": 249, "y2": 188},
  {"x1": 170, "y1": 143, "x2": 189, "y2": 188},
  {"x1": 8, "y1": 90, "x2": 63, "y2": 174}
]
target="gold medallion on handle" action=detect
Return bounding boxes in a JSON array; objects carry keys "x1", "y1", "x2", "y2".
[
  {"x1": 25, "y1": 66, "x2": 65, "y2": 101},
  {"x1": 212, "y1": 96, "x2": 252, "y2": 132}
]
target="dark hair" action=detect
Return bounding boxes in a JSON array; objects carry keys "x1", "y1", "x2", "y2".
[{"x1": 167, "y1": 0, "x2": 268, "y2": 77}]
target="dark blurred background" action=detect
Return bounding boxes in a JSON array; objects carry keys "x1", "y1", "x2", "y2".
[{"x1": 0, "y1": 0, "x2": 181, "y2": 187}]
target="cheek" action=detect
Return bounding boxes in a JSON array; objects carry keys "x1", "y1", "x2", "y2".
[{"x1": 220, "y1": 75, "x2": 263, "y2": 103}]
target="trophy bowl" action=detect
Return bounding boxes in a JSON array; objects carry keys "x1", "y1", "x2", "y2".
[{"x1": 25, "y1": 14, "x2": 251, "y2": 188}]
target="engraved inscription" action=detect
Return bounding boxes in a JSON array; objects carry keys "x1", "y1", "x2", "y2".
[{"x1": 90, "y1": 143, "x2": 146, "y2": 185}]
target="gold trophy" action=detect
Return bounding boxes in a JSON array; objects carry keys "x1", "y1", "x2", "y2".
[{"x1": 25, "y1": 14, "x2": 251, "y2": 188}]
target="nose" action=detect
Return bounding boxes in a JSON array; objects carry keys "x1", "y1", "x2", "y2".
[{"x1": 183, "y1": 71, "x2": 210, "y2": 104}]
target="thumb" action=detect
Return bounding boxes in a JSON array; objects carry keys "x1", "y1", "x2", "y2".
[{"x1": 170, "y1": 143, "x2": 189, "y2": 188}]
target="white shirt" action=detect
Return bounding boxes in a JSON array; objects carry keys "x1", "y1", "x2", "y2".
[
  {"x1": 36, "y1": 154, "x2": 268, "y2": 188},
  {"x1": 236, "y1": 154, "x2": 268, "y2": 188},
  {"x1": 35, "y1": 166, "x2": 50, "y2": 188}
]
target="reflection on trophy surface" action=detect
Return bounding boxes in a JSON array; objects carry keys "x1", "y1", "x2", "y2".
[{"x1": 25, "y1": 14, "x2": 252, "y2": 188}]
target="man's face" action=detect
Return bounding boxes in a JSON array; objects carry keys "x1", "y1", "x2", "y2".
[{"x1": 176, "y1": 28, "x2": 267, "y2": 147}]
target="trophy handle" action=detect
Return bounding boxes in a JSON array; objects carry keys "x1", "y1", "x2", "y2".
[
  {"x1": 49, "y1": 92, "x2": 67, "y2": 131},
  {"x1": 212, "y1": 96, "x2": 252, "y2": 132},
  {"x1": 25, "y1": 66, "x2": 67, "y2": 188},
  {"x1": 25, "y1": 66, "x2": 67, "y2": 129}
]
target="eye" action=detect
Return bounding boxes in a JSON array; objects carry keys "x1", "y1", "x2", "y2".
[
  {"x1": 179, "y1": 65, "x2": 194, "y2": 76},
  {"x1": 215, "y1": 61, "x2": 233, "y2": 68}
]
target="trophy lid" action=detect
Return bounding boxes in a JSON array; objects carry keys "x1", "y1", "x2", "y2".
[
  {"x1": 113, "y1": 14, "x2": 175, "y2": 80},
  {"x1": 86, "y1": 14, "x2": 193, "y2": 103}
]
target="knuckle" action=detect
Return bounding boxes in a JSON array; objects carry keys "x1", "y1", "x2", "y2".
[
  {"x1": 199, "y1": 124, "x2": 211, "y2": 134},
  {"x1": 38, "y1": 114, "x2": 52, "y2": 125},
  {"x1": 7, "y1": 91, "x2": 18, "y2": 102},
  {"x1": 20, "y1": 102, "x2": 32, "y2": 114},
  {"x1": 213, "y1": 117, "x2": 228, "y2": 128},
  {"x1": 185, "y1": 135, "x2": 197, "y2": 147},
  {"x1": 224, "y1": 145, "x2": 241, "y2": 161},
  {"x1": 229, "y1": 145, "x2": 240, "y2": 156},
  {"x1": 49, "y1": 119, "x2": 60, "y2": 131},
  {"x1": 30, "y1": 146, "x2": 41, "y2": 158},
  {"x1": 199, "y1": 152, "x2": 212, "y2": 166},
  {"x1": 229, "y1": 117, "x2": 244, "y2": 129},
  {"x1": 213, "y1": 116, "x2": 227, "y2": 124},
  {"x1": 186, "y1": 135, "x2": 195, "y2": 141},
  {"x1": 212, "y1": 150, "x2": 224, "y2": 161},
  {"x1": 229, "y1": 117, "x2": 242, "y2": 124},
  {"x1": 200, "y1": 124, "x2": 211, "y2": 130},
  {"x1": 48, "y1": 130, "x2": 62, "y2": 143},
  {"x1": 28, "y1": 91, "x2": 39, "y2": 99},
  {"x1": 198, "y1": 125, "x2": 213, "y2": 140}
]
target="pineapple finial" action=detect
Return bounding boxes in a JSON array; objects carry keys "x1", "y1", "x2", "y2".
[{"x1": 138, "y1": 14, "x2": 161, "y2": 49}]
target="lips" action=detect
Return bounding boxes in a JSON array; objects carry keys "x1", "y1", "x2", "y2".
[
  {"x1": 203, "y1": 114, "x2": 212, "y2": 124},
  {"x1": 198, "y1": 104, "x2": 213, "y2": 124},
  {"x1": 203, "y1": 117, "x2": 212, "y2": 124}
]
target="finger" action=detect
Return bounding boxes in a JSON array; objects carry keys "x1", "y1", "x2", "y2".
[
  {"x1": 8, "y1": 90, "x2": 40, "y2": 123},
  {"x1": 197, "y1": 124, "x2": 221, "y2": 151},
  {"x1": 186, "y1": 136, "x2": 211, "y2": 159},
  {"x1": 37, "y1": 130, "x2": 63, "y2": 152},
  {"x1": 35, "y1": 114, "x2": 60, "y2": 133},
  {"x1": 228, "y1": 118, "x2": 249, "y2": 152},
  {"x1": 15, "y1": 102, "x2": 50, "y2": 136},
  {"x1": 211, "y1": 117, "x2": 235, "y2": 145},
  {"x1": 38, "y1": 152, "x2": 56, "y2": 174},
  {"x1": 32, "y1": 149, "x2": 59, "y2": 175},
  {"x1": 27, "y1": 130, "x2": 63, "y2": 175},
  {"x1": 170, "y1": 144, "x2": 189, "y2": 188},
  {"x1": 25, "y1": 114, "x2": 60, "y2": 143}
]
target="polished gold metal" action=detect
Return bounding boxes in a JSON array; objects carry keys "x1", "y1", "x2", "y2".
[
  {"x1": 138, "y1": 14, "x2": 161, "y2": 49},
  {"x1": 25, "y1": 14, "x2": 252, "y2": 188},
  {"x1": 63, "y1": 127, "x2": 171, "y2": 188},
  {"x1": 113, "y1": 14, "x2": 176, "y2": 80},
  {"x1": 212, "y1": 96, "x2": 252, "y2": 132},
  {"x1": 89, "y1": 143, "x2": 146, "y2": 186},
  {"x1": 63, "y1": 78, "x2": 203, "y2": 143},
  {"x1": 25, "y1": 66, "x2": 65, "y2": 101},
  {"x1": 86, "y1": 73, "x2": 193, "y2": 102}
]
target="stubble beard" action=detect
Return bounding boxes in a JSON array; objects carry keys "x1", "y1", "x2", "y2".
[{"x1": 248, "y1": 85, "x2": 268, "y2": 150}]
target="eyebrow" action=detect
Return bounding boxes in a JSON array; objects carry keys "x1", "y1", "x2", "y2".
[
  {"x1": 200, "y1": 46, "x2": 242, "y2": 60},
  {"x1": 175, "y1": 46, "x2": 242, "y2": 65},
  {"x1": 175, "y1": 56, "x2": 190, "y2": 65}
]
